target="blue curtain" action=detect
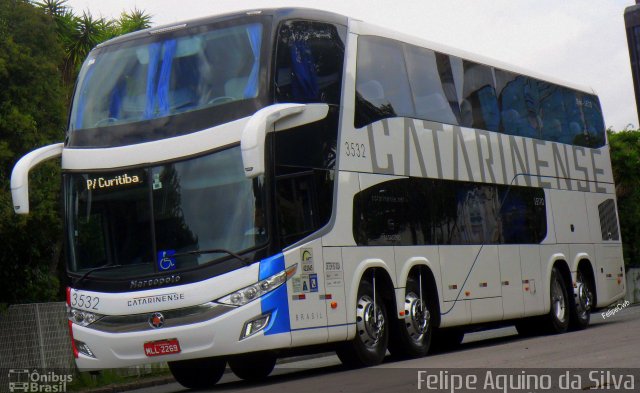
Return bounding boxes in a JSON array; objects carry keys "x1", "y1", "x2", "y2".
[
  {"x1": 74, "y1": 65, "x2": 96, "y2": 129},
  {"x1": 108, "y1": 81, "x2": 124, "y2": 119},
  {"x1": 290, "y1": 40, "x2": 319, "y2": 101},
  {"x1": 157, "y1": 39, "x2": 177, "y2": 116},
  {"x1": 243, "y1": 24, "x2": 262, "y2": 99},
  {"x1": 143, "y1": 42, "x2": 162, "y2": 119}
]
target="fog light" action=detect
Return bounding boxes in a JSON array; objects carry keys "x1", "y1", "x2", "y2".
[
  {"x1": 240, "y1": 314, "x2": 270, "y2": 340},
  {"x1": 74, "y1": 339, "x2": 96, "y2": 358}
]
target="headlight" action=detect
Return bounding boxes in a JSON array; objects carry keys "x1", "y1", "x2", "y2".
[
  {"x1": 68, "y1": 307, "x2": 103, "y2": 327},
  {"x1": 217, "y1": 264, "x2": 297, "y2": 306}
]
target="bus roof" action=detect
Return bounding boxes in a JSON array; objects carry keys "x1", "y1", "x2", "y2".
[
  {"x1": 97, "y1": 7, "x2": 596, "y2": 96},
  {"x1": 96, "y1": 8, "x2": 347, "y2": 48}
]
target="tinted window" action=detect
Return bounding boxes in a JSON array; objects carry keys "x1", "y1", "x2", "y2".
[
  {"x1": 496, "y1": 69, "x2": 605, "y2": 147},
  {"x1": 352, "y1": 179, "x2": 413, "y2": 246},
  {"x1": 273, "y1": 19, "x2": 341, "y2": 248},
  {"x1": 405, "y1": 46, "x2": 459, "y2": 125},
  {"x1": 354, "y1": 36, "x2": 605, "y2": 148},
  {"x1": 275, "y1": 21, "x2": 346, "y2": 104},
  {"x1": 68, "y1": 17, "x2": 272, "y2": 147},
  {"x1": 354, "y1": 178, "x2": 546, "y2": 246},
  {"x1": 495, "y1": 70, "x2": 541, "y2": 138},
  {"x1": 461, "y1": 61, "x2": 499, "y2": 131},
  {"x1": 355, "y1": 36, "x2": 414, "y2": 128}
]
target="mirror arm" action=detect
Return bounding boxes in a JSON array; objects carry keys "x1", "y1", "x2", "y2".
[
  {"x1": 11, "y1": 143, "x2": 64, "y2": 214},
  {"x1": 241, "y1": 103, "x2": 328, "y2": 178}
]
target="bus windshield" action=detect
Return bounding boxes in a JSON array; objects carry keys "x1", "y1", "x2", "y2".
[
  {"x1": 64, "y1": 146, "x2": 267, "y2": 279},
  {"x1": 68, "y1": 17, "x2": 268, "y2": 147}
]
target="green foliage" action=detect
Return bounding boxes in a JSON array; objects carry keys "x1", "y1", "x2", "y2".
[
  {"x1": 0, "y1": 0, "x2": 66, "y2": 304},
  {"x1": 0, "y1": 1, "x2": 152, "y2": 304},
  {"x1": 117, "y1": 8, "x2": 153, "y2": 35},
  {"x1": 608, "y1": 129, "x2": 640, "y2": 267},
  {"x1": 35, "y1": 0, "x2": 152, "y2": 89}
]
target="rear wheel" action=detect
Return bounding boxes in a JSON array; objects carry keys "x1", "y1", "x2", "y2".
[
  {"x1": 168, "y1": 357, "x2": 226, "y2": 389},
  {"x1": 570, "y1": 269, "x2": 594, "y2": 330},
  {"x1": 543, "y1": 267, "x2": 570, "y2": 334},
  {"x1": 388, "y1": 277, "x2": 432, "y2": 358},
  {"x1": 337, "y1": 279, "x2": 388, "y2": 368},
  {"x1": 229, "y1": 353, "x2": 276, "y2": 381}
]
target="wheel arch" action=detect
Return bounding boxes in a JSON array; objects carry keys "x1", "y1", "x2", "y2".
[{"x1": 544, "y1": 256, "x2": 572, "y2": 313}]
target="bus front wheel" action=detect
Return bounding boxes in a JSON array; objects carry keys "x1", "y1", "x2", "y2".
[
  {"x1": 337, "y1": 279, "x2": 388, "y2": 367},
  {"x1": 168, "y1": 356, "x2": 226, "y2": 389},
  {"x1": 388, "y1": 277, "x2": 433, "y2": 358}
]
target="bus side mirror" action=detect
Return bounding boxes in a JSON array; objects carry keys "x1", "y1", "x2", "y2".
[
  {"x1": 241, "y1": 103, "x2": 329, "y2": 178},
  {"x1": 11, "y1": 142, "x2": 64, "y2": 214}
]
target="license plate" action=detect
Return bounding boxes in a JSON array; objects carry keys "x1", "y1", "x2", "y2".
[{"x1": 144, "y1": 338, "x2": 181, "y2": 357}]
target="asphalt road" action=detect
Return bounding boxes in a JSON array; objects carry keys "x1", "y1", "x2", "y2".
[{"x1": 125, "y1": 304, "x2": 640, "y2": 393}]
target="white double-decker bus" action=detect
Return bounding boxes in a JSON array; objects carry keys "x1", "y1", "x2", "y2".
[{"x1": 11, "y1": 8, "x2": 626, "y2": 388}]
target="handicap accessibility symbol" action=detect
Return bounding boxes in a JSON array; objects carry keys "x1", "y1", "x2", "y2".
[
  {"x1": 157, "y1": 250, "x2": 176, "y2": 271},
  {"x1": 309, "y1": 273, "x2": 318, "y2": 292}
]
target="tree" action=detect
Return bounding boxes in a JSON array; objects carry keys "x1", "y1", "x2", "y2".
[
  {"x1": 117, "y1": 8, "x2": 152, "y2": 35},
  {"x1": 34, "y1": 1, "x2": 152, "y2": 93},
  {"x1": 608, "y1": 129, "x2": 640, "y2": 267},
  {"x1": 0, "y1": 1, "x2": 152, "y2": 305},
  {"x1": 0, "y1": 0, "x2": 67, "y2": 304}
]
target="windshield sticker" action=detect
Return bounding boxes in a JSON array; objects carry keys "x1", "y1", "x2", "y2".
[
  {"x1": 157, "y1": 250, "x2": 176, "y2": 271},
  {"x1": 86, "y1": 173, "x2": 142, "y2": 190},
  {"x1": 152, "y1": 173, "x2": 163, "y2": 190}
]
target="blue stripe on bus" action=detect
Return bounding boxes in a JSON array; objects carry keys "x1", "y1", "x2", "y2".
[{"x1": 259, "y1": 253, "x2": 290, "y2": 335}]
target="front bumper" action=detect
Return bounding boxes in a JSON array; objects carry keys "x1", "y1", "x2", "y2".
[{"x1": 73, "y1": 295, "x2": 291, "y2": 369}]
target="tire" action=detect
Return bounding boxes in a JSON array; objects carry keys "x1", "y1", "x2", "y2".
[
  {"x1": 570, "y1": 269, "x2": 594, "y2": 331},
  {"x1": 429, "y1": 328, "x2": 464, "y2": 354},
  {"x1": 388, "y1": 277, "x2": 433, "y2": 358},
  {"x1": 337, "y1": 279, "x2": 388, "y2": 368},
  {"x1": 229, "y1": 353, "x2": 276, "y2": 381},
  {"x1": 168, "y1": 356, "x2": 226, "y2": 389},
  {"x1": 543, "y1": 267, "x2": 570, "y2": 334}
]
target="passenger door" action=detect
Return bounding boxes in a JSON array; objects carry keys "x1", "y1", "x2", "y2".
[{"x1": 272, "y1": 19, "x2": 347, "y2": 346}]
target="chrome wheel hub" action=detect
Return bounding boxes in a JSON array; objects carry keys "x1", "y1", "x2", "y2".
[
  {"x1": 552, "y1": 278, "x2": 567, "y2": 322},
  {"x1": 404, "y1": 292, "x2": 429, "y2": 343},
  {"x1": 356, "y1": 295, "x2": 385, "y2": 348},
  {"x1": 575, "y1": 273, "x2": 593, "y2": 319}
]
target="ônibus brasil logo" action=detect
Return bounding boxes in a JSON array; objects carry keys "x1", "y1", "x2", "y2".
[{"x1": 8, "y1": 369, "x2": 73, "y2": 392}]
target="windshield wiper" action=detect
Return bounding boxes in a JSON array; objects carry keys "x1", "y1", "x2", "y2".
[
  {"x1": 74, "y1": 263, "x2": 149, "y2": 288},
  {"x1": 172, "y1": 248, "x2": 249, "y2": 265}
]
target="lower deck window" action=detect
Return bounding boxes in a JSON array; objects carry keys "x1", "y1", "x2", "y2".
[{"x1": 353, "y1": 178, "x2": 547, "y2": 246}]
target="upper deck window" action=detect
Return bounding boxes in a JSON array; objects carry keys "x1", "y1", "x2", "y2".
[
  {"x1": 68, "y1": 16, "x2": 270, "y2": 147},
  {"x1": 274, "y1": 20, "x2": 346, "y2": 105},
  {"x1": 354, "y1": 35, "x2": 605, "y2": 148}
]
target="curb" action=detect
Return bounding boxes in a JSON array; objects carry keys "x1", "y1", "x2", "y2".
[
  {"x1": 77, "y1": 352, "x2": 335, "y2": 392},
  {"x1": 78, "y1": 375, "x2": 176, "y2": 393}
]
